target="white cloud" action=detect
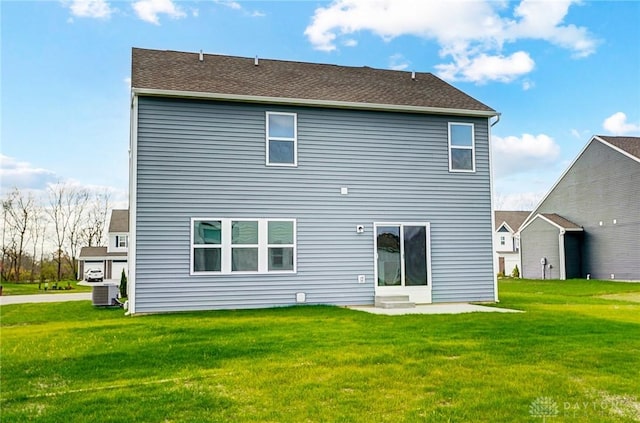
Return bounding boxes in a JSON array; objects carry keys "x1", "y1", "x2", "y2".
[
  {"x1": 214, "y1": 0, "x2": 241, "y2": 10},
  {"x1": 65, "y1": 0, "x2": 112, "y2": 19},
  {"x1": 304, "y1": 0, "x2": 596, "y2": 83},
  {"x1": 213, "y1": 0, "x2": 265, "y2": 17},
  {"x1": 343, "y1": 39, "x2": 358, "y2": 47},
  {"x1": 132, "y1": 0, "x2": 185, "y2": 25},
  {"x1": 0, "y1": 155, "x2": 58, "y2": 192},
  {"x1": 389, "y1": 53, "x2": 410, "y2": 71},
  {"x1": 435, "y1": 51, "x2": 534, "y2": 84},
  {"x1": 492, "y1": 133, "x2": 561, "y2": 177},
  {"x1": 507, "y1": 0, "x2": 597, "y2": 58},
  {"x1": 522, "y1": 79, "x2": 534, "y2": 91},
  {"x1": 602, "y1": 112, "x2": 640, "y2": 136}
]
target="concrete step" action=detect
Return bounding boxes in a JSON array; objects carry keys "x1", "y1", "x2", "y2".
[
  {"x1": 375, "y1": 295, "x2": 415, "y2": 309},
  {"x1": 377, "y1": 300, "x2": 416, "y2": 309}
]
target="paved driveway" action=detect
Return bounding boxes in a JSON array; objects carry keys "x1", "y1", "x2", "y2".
[{"x1": 0, "y1": 292, "x2": 92, "y2": 306}]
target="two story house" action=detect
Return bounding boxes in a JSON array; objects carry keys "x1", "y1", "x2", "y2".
[
  {"x1": 78, "y1": 209, "x2": 129, "y2": 280},
  {"x1": 128, "y1": 47, "x2": 500, "y2": 314},
  {"x1": 519, "y1": 135, "x2": 640, "y2": 280},
  {"x1": 494, "y1": 211, "x2": 530, "y2": 276}
]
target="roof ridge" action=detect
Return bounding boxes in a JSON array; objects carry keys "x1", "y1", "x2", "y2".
[{"x1": 131, "y1": 47, "x2": 497, "y2": 115}]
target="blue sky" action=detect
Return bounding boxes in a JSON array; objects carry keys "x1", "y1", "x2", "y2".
[{"x1": 2, "y1": 0, "x2": 639, "y2": 210}]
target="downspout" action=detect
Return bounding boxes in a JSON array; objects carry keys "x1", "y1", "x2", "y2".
[
  {"x1": 488, "y1": 113, "x2": 501, "y2": 301},
  {"x1": 490, "y1": 113, "x2": 501, "y2": 127}
]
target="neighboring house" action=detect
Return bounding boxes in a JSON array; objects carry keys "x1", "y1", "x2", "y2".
[
  {"x1": 494, "y1": 211, "x2": 530, "y2": 276},
  {"x1": 78, "y1": 209, "x2": 129, "y2": 280},
  {"x1": 519, "y1": 135, "x2": 640, "y2": 280},
  {"x1": 128, "y1": 47, "x2": 500, "y2": 314}
]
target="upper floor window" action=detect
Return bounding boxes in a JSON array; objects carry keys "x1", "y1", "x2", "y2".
[
  {"x1": 266, "y1": 112, "x2": 297, "y2": 167},
  {"x1": 448, "y1": 123, "x2": 475, "y2": 172},
  {"x1": 116, "y1": 235, "x2": 128, "y2": 248},
  {"x1": 500, "y1": 236, "x2": 506, "y2": 246}
]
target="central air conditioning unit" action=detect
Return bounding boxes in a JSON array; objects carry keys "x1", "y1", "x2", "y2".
[{"x1": 92, "y1": 284, "x2": 120, "y2": 306}]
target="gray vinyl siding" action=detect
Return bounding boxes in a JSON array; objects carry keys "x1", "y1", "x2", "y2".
[
  {"x1": 134, "y1": 97, "x2": 495, "y2": 312},
  {"x1": 530, "y1": 140, "x2": 640, "y2": 280},
  {"x1": 521, "y1": 218, "x2": 561, "y2": 279}
]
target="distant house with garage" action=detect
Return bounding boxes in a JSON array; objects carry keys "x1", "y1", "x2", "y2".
[
  {"x1": 78, "y1": 209, "x2": 129, "y2": 280},
  {"x1": 519, "y1": 135, "x2": 640, "y2": 280},
  {"x1": 127, "y1": 47, "x2": 500, "y2": 314},
  {"x1": 494, "y1": 211, "x2": 530, "y2": 276}
]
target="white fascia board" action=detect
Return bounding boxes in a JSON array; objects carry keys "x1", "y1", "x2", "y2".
[
  {"x1": 496, "y1": 222, "x2": 515, "y2": 234},
  {"x1": 131, "y1": 88, "x2": 499, "y2": 118},
  {"x1": 79, "y1": 256, "x2": 128, "y2": 262},
  {"x1": 520, "y1": 213, "x2": 583, "y2": 233}
]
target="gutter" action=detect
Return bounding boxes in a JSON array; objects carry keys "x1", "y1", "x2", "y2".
[{"x1": 131, "y1": 88, "x2": 499, "y2": 118}]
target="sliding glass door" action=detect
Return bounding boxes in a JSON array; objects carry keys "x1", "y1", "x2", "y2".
[{"x1": 375, "y1": 222, "x2": 431, "y2": 303}]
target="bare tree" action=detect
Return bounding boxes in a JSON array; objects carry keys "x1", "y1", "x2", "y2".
[
  {"x1": 2, "y1": 188, "x2": 34, "y2": 281},
  {"x1": 28, "y1": 206, "x2": 46, "y2": 283},
  {"x1": 47, "y1": 182, "x2": 72, "y2": 282},
  {"x1": 1, "y1": 198, "x2": 10, "y2": 281},
  {"x1": 39, "y1": 212, "x2": 47, "y2": 284},
  {"x1": 83, "y1": 189, "x2": 111, "y2": 247},
  {"x1": 66, "y1": 189, "x2": 90, "y2": 281},
  {"x1": 2, "y1": 191, "x2": 17, "y2": 280}
]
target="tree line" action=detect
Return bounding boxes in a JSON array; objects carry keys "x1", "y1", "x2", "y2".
[{"x1": 1, "y1": 182, "x2": 112, "y2": 284}]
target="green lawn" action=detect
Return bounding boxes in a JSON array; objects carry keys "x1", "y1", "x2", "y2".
[
  {"x1": 0, "y1": 280, "x2": 92, "y2": 296},
  {"x1": 1, "y1": 279, "x2": 639, "y2": 422}
]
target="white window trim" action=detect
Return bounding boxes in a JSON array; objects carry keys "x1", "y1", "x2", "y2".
[
  {"x1": 267, "y1": 219, "x2": 297, "y2": 273},
  {"x1": 266, "y1": 111, "x2": 298, "y2": 167},
  {"x1": 116, "y1": 235, "x2": 129, "y2": 248},
  {"x1": 448, "y1": 122, "x2": 476, "y2": 173},
  {"x1": 190, "y1": 218, "x2": 297, "y2": 275}
]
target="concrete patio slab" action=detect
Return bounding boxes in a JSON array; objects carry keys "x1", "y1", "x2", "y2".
[{"x1": 349, "y1": 303, "x2": 523, "y2": 315}]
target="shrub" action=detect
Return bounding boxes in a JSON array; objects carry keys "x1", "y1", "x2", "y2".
[
  {"x1": 512, "y1": 265, "x2": 520, "y2": 278},
  {"x1": 119, "y1": 269, "x2": 128, "y2": 299}
]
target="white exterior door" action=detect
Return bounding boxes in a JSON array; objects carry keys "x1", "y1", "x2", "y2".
[{"x1": 374, "y1": 222, "x2": 432, "y2": 303}]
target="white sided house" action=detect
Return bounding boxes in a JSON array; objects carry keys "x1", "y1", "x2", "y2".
[
  {"x1": 494, "y1": 211, "x2": 530, "y2": 277},
  {"x1": 78, "y1": 209, "x2": 129, "y2": 280},
  {"x1": 128, "y1": 48, "x2": 501, "y2": 314}
]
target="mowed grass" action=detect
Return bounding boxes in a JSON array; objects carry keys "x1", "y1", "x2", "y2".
[
  {"x1": 1, "y1": 279, "x2": 639, "y2": 422},
  {"x1": 1, "y1": 280, "x2": 92, "y2": 295}
]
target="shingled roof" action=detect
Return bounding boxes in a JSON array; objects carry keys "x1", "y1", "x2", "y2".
[
  {"x1": 597, "y1": 135, "x2": 640, "y2": 161},
  {"x1": 540, "y1": 213, "x2": 582, "y2": 230},
  {"x1": 108, "y1": 210, "x2": 129, "y2": 233},
  {"x1": 79, "y1": 246, "x2": 127, "y2": 259},
  {"x1": 495, "y1": 211, "x2": 531, "y2": 232},
  {"x1": 131, "y1": 48, "x2": 497, "y2": 116}
]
